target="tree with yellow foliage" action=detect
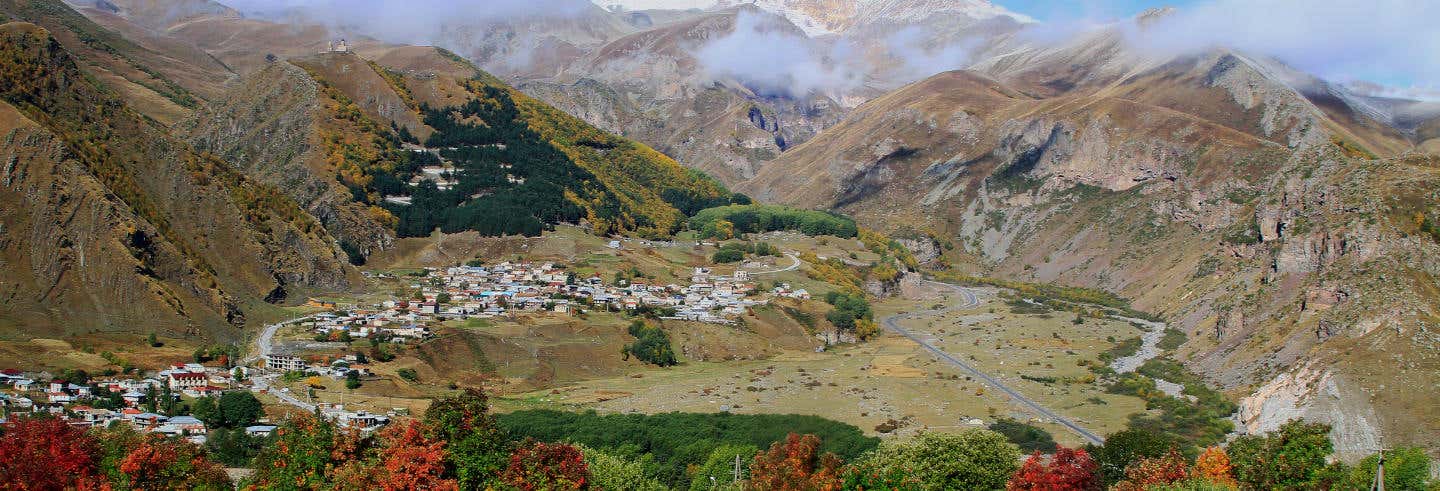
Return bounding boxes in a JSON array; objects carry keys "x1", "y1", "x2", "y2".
[
  {"x1": 1194, "y1": 446, "x2": 1237, "y2": 488},
  {"x1": 714, "y1": 219, "x2": 735, "y2": 240}
]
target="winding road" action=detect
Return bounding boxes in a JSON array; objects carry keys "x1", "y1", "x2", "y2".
[
  {"x1": 880, "y1": 280, "x2": 1106, "y2": 445},
  {"x1": 244, "y1": 316, "x2": 318, "y2": 412},
  {"x1": 751, "y1": 252, "x2": 801, "y2": 275}
]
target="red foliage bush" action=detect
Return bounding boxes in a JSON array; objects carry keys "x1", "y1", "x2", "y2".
[
  {"x1": 500, "y1": 440, "x2": 591, "y2": 490},
  {"x1": 0, "y1": 416, "x2": 104, "y2": 490},
  {"x1": 748, "y1": 433, "x2": 844, "y2": 491},
  {"x1": 1113, "y1": 449, "x2": 1192, "y2": 491},
  {"x1": 1008, "y1": 446, "x2": 1099, "y2": 491}
]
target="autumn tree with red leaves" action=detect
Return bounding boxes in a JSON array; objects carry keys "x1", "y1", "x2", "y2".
[
  {"x1": 0, "y1": 416, "x2": 103, "y2": 490},
  {"x1": 1008, "y1": 446, "x2": 1099, "y2": 491},
  {"x1": 116, "y1": 433, "x2": 231, "y2": 490},
  {"x1": 500, "y1": 440, "x2": 592, "y2": 490},
  {"x1": 1112, "y1": 449, "x2": 1192, "y2": 491},
  {"x1": 374, "y1": 420, "x2": 457, "y2": 491},
  {"x1": 747, "y1": 433, "x2": 845, "y2": 491}
]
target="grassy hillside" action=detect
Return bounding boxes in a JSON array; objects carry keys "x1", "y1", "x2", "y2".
[
  {"x1": 283, "y1": 51, "x2": 737, "y2": 241},
  {"x1": 0, "y1": 21, "x2": 356, "y2": 341},
  {"x1": 0, "y1": 0, "x2": 232, "y2": 123}
]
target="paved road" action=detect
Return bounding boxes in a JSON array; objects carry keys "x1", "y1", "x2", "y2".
[
  {"x1": 881, "y1": 280, "x2": 1106, "y2": 445},
  {"x1": 752, "y1": 253, "x2": 801, "y2": 275},
  {"x1": 241, "y1": 316, "x2": 309, "y2": 366},
  {"x1": 243, "y1": 316, "x2": 317, "y2": 412}
]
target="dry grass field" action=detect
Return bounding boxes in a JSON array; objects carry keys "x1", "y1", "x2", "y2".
[{"x1": 255, "y1": 227, "x2": 1154, "y2": 447}]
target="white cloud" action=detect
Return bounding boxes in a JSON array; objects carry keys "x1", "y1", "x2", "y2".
[
  {"x1": 220, "y1": 0, "x2": 595, "y2": 46},
  {"x1": 1123, "y1": 0, "x2": 1440, "y2": 90},
  {"x1": 691, "y1": 10, "x2": 865, "y2": 98}
]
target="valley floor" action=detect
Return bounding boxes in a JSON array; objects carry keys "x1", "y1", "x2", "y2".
[{"x1": 240, "y1": 228, "x2": 1163, "y2": 447}]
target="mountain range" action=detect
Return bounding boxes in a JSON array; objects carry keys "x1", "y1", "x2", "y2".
[{"x1": 1, "y1": 0, "x2": 1438, "y2": 458}]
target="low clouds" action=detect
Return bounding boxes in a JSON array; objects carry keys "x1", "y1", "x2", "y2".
[
  {"x1": 221, "y1": 0, "x2": 594, "y2": 46},
  {"x1": 217, "y1": 0, "x2": 1438, "y2": 99},
  {"x1": 882, "y1": 25, "x2": 983, "y2": 84},
  {"x1": 690, "y1": 10, "x2": 998, "y2": 99},
  {"x1": 1121, "y1": 0, "x2": 1440, "y2": 94},
  {"x1": 692, "y1": 10, "x2": 865, "y2": 98}
]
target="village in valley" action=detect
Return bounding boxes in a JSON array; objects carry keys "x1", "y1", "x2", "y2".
[
  {"x1": 0, "y1": 225, "x2": 835, "y2": 443},
  {"x1": 0, "y1": 363, "x2": 282, "y2": 443},
  {"x1": 326, "y1": 257, "x2": 808, "y2": 330},
  {"x1": 0, "y1": 219, "x2": 1173, "y2": 460}
]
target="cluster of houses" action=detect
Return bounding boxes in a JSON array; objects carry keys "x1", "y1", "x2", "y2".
[
  {"x1": 0, "y1": 365, "x2": 264, "y2": 443},
  {"x1": 341, "y1": 261, "x2": 802, "y2": 329},
  {"x1": 2, "y1": 359, "x2": 395, "y2": 440}
]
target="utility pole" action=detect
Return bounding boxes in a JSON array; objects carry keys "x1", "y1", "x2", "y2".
[{"x1": 733, "y1": 453, "x2": 741, "y2": 484}]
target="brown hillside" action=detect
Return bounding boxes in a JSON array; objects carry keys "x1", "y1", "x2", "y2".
[
  {"x1": 0, "y1": 21, "x2": 358, "y2": 342},
  {"x1": 742, "y1": 63, "x2": 1440, "y2": 454}
]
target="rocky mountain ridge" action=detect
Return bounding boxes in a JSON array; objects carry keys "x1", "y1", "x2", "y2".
[{"x1": 737, "y1": 47, "x2": 1440, "y2": 456}]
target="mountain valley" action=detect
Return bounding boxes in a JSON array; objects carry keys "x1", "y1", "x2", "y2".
[{"x1": 1, "y1": 0, "x2": 1438, "y2": 488}]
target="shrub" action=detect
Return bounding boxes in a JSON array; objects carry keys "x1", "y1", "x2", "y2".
[
  {"x1": 622, "y1": 320, "x2": 677, "y2": 366},
  {"x1": 495, "y1": 410, "x2": 876, "y2": 488},
  {"x1": 712, "y1": 246, "x2": 745, "y2": 263},
  {"x1": 1345, "y1": 446, "x2": 1432, "y2": 491},
  {"x1": 1157, "y1": 327, "x2": 1187, "y2": 351},
  {"x1": 579, "y1": 445, "x2": 666, "y2": 491},
  {"x1": 989, "y1": 418, "x2": 1058, "y2": 453},
  {"x1": 689, "y1": 204, "x2": 858, "y2": 238},
  {"x1": 823, "y1": 291, "x2": 872, "y2": 336},
  {"x1": 398, "y1": 368, "x2": 419, "y2": 382},
  {"x1": 1090, "y1": 428, "x2": 1178, "y2": 486},
  {"x1": 1227, "y1": 420, "x2": 1341, "y2": 490},
  {"x1": 1007, "y1": 446, "x2": 1098, "y2": 490},
  {"x1": 1193, "y1": 446, "x2": 1237, "y2": 487},
  {"x1": 425, "y1": 388, "x2": 511, "y2": 490},
  {"x1": 0, "y1": 416, "x2": 103, "y2": 489},
  {"x1": 1113, "y1": 449, "x2": 1192, "y2": 491},
  {"x1": 500, "y1": 440, "x2": 591, "y2": 490}
]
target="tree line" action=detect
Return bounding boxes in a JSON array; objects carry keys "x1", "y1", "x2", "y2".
[
  {"x1": 1, "y1": 390, "x2": 1427, "y2": 490},
  {"x1": 690, "y1": 204, "x2": 859, "y2": 239}
]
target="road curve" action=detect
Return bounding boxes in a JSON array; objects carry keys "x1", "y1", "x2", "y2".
[
  {"x1": 881, "y1": 280, "x2": 1106, "y2": 445},
  {"x1": 752, "y1": 253, "x2": 801, "y2": 275},
  {"x1": 243, "y1": 316, "x2": 318, "y2": 412},
  {"x1": 241, "y1": 316, "x2": 309, "y2": 366}
]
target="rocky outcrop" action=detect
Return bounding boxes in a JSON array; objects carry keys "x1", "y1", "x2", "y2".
[
  {"x1": 519, "y1": 8, "x2": 847, "y2": 186},
  {"x1": 1237, "y1": 363, "x2": 1384, "y2": 460}
]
